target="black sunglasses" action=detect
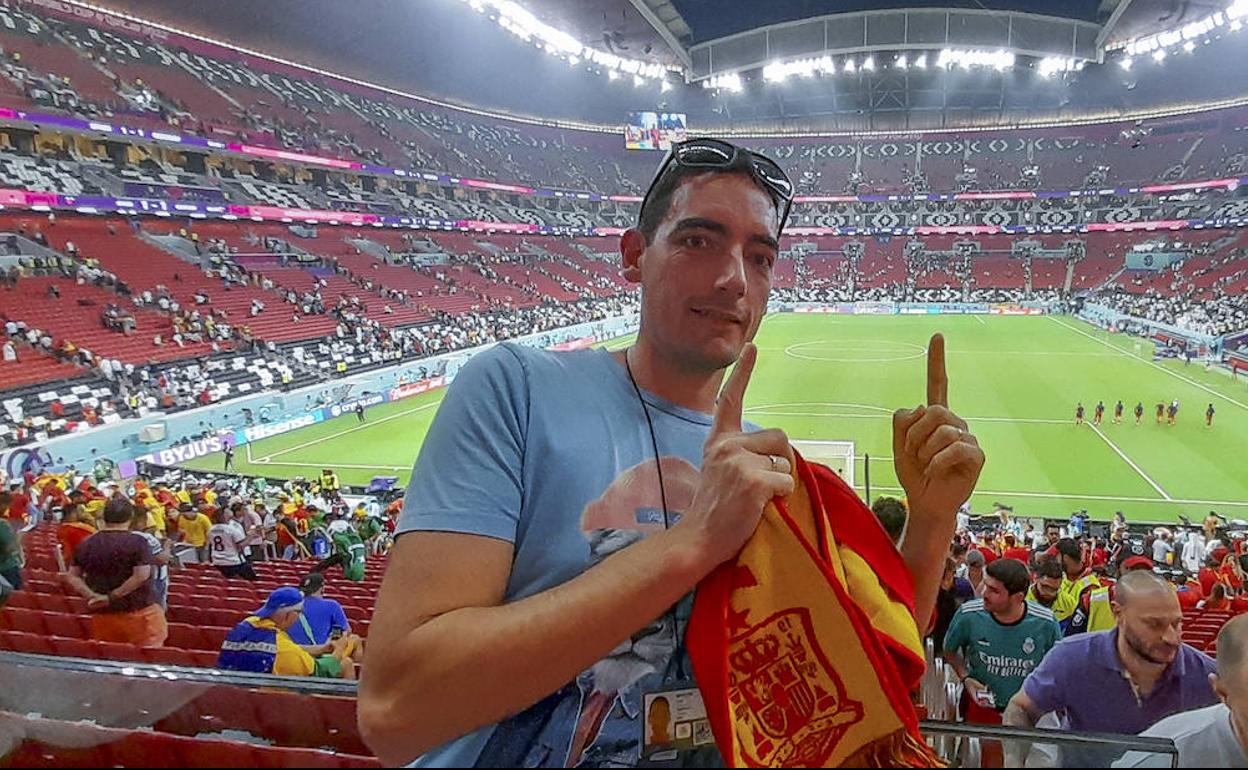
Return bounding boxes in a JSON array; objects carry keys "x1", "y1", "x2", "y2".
[{"x1": 639, "y1": 137, "x2": 795, "y2": 236}]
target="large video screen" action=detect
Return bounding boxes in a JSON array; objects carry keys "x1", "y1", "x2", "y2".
[{"x1": 625, "y1": 112, "x2": 688, "y2": 151}]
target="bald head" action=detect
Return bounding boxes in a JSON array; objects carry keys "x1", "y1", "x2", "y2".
[
  {"x1": 1217, "y1": 615, "x2": 1248, "y2": 679},
  {"x1": 1115, "y1": 570, "x2": 1177, "y2": 608}
]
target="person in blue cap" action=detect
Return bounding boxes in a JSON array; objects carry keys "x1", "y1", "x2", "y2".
[{"x1": 217, "y1": 586, "x2": 358, "y2": 679}]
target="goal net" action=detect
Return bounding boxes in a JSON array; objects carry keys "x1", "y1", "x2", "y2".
[{"x1": 791, "y1": 439, "x2": 856, "y2": 490}]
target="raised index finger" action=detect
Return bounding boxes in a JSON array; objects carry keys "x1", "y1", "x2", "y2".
[
  {"x1": 926, "y1": 333, "x2": 948, "y2": 407},
  {"x1": 711, "y1": 343, "x2": 757, "y2": 436}
]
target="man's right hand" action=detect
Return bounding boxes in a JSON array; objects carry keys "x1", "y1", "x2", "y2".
[{"x1": 674, "y1": 343, "x2": 796, "y2": 569}]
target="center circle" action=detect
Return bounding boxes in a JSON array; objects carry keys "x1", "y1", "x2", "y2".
[{"x1": 784, "y1": 339, "x2": 927, "y2": 363}]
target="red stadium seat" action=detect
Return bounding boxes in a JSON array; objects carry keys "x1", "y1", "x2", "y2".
[
  {"x1": 3, "y1": 608, "x2": 47, "y2": 635},
  {"x1": 43, "y1": 612, "x2": 89, "y2": 639},
  {"x1": 51, "y1": 637, "x2": 102, "y2": 659}
]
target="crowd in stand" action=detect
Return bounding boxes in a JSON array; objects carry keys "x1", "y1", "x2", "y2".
[
  {"x1": 0, "y1": 464, "x2": 400, "y2": 681},
  {"x1": 873, "y1": 499, "x2": 1248, "y2": 766},
  {"x1": 1094, "y1": 286, "x2": 1248, "y2": 337}
]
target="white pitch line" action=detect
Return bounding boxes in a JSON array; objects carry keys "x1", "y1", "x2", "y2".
[
  {"x1": 973, "y1": 314, "x2": 986, "y2": 326},
  {"x1": 1051, "y1": 316, "x2": 1248, "y2": 412},
  {"x1": 1089, "y1": 423, "x2": 1173, "y2": 501},
  {"x1": 747, "y1": 410, "x2": 1071, "y2": 425},
  {"x1": 849, "y1": 482, "x2": 1248, "y2": 508},
  {"x1": 257, "y1": 458, "x2": 410, "y2": 471},
  {"x1": 259, "y1": 402, "x2": 441, "y2": 462}
]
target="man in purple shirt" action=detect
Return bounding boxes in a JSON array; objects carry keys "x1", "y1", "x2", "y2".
[{"x1": 1003, "y1": 571, "x2": 1217, "y2": 766}]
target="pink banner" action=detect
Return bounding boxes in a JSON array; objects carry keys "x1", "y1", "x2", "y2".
[{"x1": 388, "y1": 376, "x2": 446, "y2": 401}]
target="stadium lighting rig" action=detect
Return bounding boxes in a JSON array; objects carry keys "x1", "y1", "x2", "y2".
[
  {"x1": 461, "y1": 0, "x2": 677, "y2": 87},
  {"x1": 1120, "y1": 0, "x2": 1247, "y2": 58}
]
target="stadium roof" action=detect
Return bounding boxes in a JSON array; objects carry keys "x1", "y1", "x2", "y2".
[{"x1": 89, "y1": 0, "x2": 1248, "y2": 131}]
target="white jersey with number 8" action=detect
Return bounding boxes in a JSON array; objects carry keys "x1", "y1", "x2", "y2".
[{"x1": 207, "y1": 521, "x2": 246, "y2": 567}]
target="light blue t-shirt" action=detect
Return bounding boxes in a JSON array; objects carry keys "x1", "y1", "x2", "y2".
[{"x1": 399, "y1": 343, "x2": 729, "y2": 768}]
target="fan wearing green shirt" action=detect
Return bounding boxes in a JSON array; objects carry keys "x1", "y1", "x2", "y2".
[
  {"x1": 315, "y1": 513, "x2": 368, "y2": 582},
  {"x1": 944, "y1": 557, "x2": 1063, "y2": 713}
]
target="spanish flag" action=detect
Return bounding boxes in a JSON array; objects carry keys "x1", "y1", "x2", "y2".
[{"x1": 688, "y1": 451, "x2": 939, "y2": 768}]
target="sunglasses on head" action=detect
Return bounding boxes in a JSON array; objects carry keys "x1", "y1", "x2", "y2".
[{"x1": 639, "y1": 137, "x2": 795, "y2": 237}]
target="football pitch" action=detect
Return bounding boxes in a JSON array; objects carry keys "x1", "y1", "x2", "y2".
[{"x1": 185, "y1": 314, "x2": 1248, "y2": 524}]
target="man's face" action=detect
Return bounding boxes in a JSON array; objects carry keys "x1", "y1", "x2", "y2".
[
  {"x1": 275, "y1": 605, "x2": 303, "y2": 632},
  {"x1": 1046, "y1": 528, "x2": 1060, "y2": 545},
  {"x1": 1213, "y1": 667, "x2": 1248, "y2": 756},
  {"x1": 1115, "y1": 591, "x2": 1183, "y2": 666},
  {"x1": 1033, "y1": 576, "x2": 1062, "y2": 606},
  {"x1": 982, "y1": 575, "x2": 1018, "y2": 616},
  {"x1": 623, "y1": 173, "x2": 779, "y2": 374}
]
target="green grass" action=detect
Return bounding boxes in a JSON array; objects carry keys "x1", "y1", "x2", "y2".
[{"x1": 184, "y1": 315, "x2": 1248, "y2": 524}]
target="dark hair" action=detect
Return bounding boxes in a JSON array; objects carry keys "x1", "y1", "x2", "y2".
[
  {"x1": 1034, "y1": 559, "x2": 1063, "y2": 581},
  {"x1": 1055, "y1": 538, "x2": 1082, "y2": 562},
  {"x1": 987, "y1": 558, "x2": 1031, "y2": 596},
  {"x1": 637, "y1": 162, "x2": 778, "y2": 242},
  {"x1": 870, "y1": 497, "x2": 907, "y2": 544},
  {"x1": 952, "y1": 543, "x2": 969, "y2": 558},
  {"x1": 102, "y1": 497, "x2": 134, "y2": 525},
  {"x1": 299, "y1": 571, "x2": 325, "y2": 596}
]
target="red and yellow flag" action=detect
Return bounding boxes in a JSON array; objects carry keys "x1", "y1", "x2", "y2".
[{"x1": 688, "y1": 452, "x2": 939, "y2": 768}]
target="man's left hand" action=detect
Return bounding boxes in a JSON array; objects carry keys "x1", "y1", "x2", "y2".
[{"x1": 893, "y1": 334, "x2": 986, "y2": 520}]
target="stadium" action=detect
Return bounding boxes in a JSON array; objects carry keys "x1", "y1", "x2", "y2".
[{"x1": 0, "y1": 0, "x2": 1246, "y2": 766}]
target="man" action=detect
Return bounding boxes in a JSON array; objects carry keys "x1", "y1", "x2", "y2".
[
  {"x1": 870, "y1": 495, "x2": 907, "y2": 546},
  {"x1": 1156, "y1": 401, "x2": 1166, "y2": 424},
  {"x1": 1094, "y1": 400, "x2": 1105, "y2": 426},
  {"x1": 359, "y1": 139, "x2": 985, "y2": 767},
  {"x1": 1001, "y1": 533, "x2": 1031, "y2": 565},
  {"x1": 1115, "y1": 614, "x2": 1248, "y2": 767},
  {"x1": 1168, "y1": 399, "x2": 1179, "y2": 425},
  {"x1": 1068, "y1": 547, "x2": 1156, "y2": 636},
  {"x1": 315, "y1": 514, "x2": 367, "y2": 582},
  {"x1": 237, "y1": 500, "x2": 265, "y2": 562},
  {"x1": 1114, "y1": 400, "x2": 1124, "y2": 424},
  {"x1": 943, "y1": 559, "x2": 1062, "y2": 716},
  {"x1": 218, "y1": 586, "x2": 358, "y2": 680},
  {"x1": 1153, "y1": 530, "x2": 1175, "y2": 567},
  {"x1": 64, "y1": 497, "x2": 167, "y2": 647},
  {"x1": 1033, "y1": 524, "x2": 1060, "y2": 563},
  {"x1": 208, "y1": 507, "x2": 255, "y2": 580},
  {"x1": 319, "y1": 468, "x2": 340, "y2": 498},
  {"x1": 223, "y1": 443, "x2": 235, "y2": 472},
  {"x1": 965, "y1": 548, "x2": 988, "y2": 598},
  {"x1": 1135, "y1": 401, "x2": 1144, "y2": 425},
  {"x1": 1206, "y1": 403, "x2": 1216, "y2": 428},
  {"x1": 1026, "y1": 558, "x2": 1077, "y2": 628},
  {"x1": 1055, "y1": 536, "x2": 1100, "y2": 607},
  {"x1": 130, "y1": 505, "x2": 172, "y2": 610},
  {"x1": 287, "y1": 572, "x2": 353, "y2": 648},
  {"x1": 177, "y1": 503, "x2": 213, "y2": 563},
  {"x1": 1181, "y1": 528, "x2": 1207, "y2": 575},
  {"x1": 356, "y1": 402, "x2": 366, "y2": 423},
  {"x1": 56, "y1": 504, "x2": 95, "y2": 564},
  {"x1": 1075, "y1": 402, "x2": 1085, "y2": 425},
  {"x1": 1003, "y1": 571, "x2": 1218, "y2": 767},
  {"x1": 0, "y1": 502, "x2": 21, "y2": 592}
]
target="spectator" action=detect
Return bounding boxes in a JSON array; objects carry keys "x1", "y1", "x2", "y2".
[
  {"x1": 2, "y1": 340, "x2": 15, "y2": 363},
  {"x1": 964, "y1": 548, "x2": 987, "y2": 598},
  {"x1": 1197, "y1": 582, "x2": 1229, "y2": 611},
  {"x1": 1004, "y1": 571, "x2": 1218, "y2": 766},
  {"x1": 208, "y1": 506, "x2": 255, "y2": 580},
  {"x1": 64, "y1": 497, "x2": 167, "y2": 647},
  {"x1": 1114, "y1": 614, "x2": 1248, "y2": 767},
  {"x1": 870, "y1": 496, "x2": 907, "y2": 546},
  {"x1": 129, "y1": 505, "x2": 171, "y2": 610},
  {"x1": 930, "y1": 557, "x2": 970, "y2": 651},
  {"x1": 217, "y1": 586, "x2": 359, "y2": 680},
  {"x1": 1026, "y1": 557, "x2": 1077, "y2": 628},
  {"x1": 176, "y1": 503, "x2": 213, "y2": 563},
  {"x1": 944, "y1": 559, "x2": 1062, "y2": 717},
  {"x1": 234, "y1": 500, "x2": 265, "y2": 562},
  {"x1": 1056, "y1": 536, "x2": 1100, "y2": 607},
  {"x1": 56, "y1": 503, "x2": 96, "y2": 567},
  {"x1": 0, "y1": 499, "x2": 21, "y2": 592},
  {"x1": 286, "y1": 572, "x2": 353, "y2": 648}
]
